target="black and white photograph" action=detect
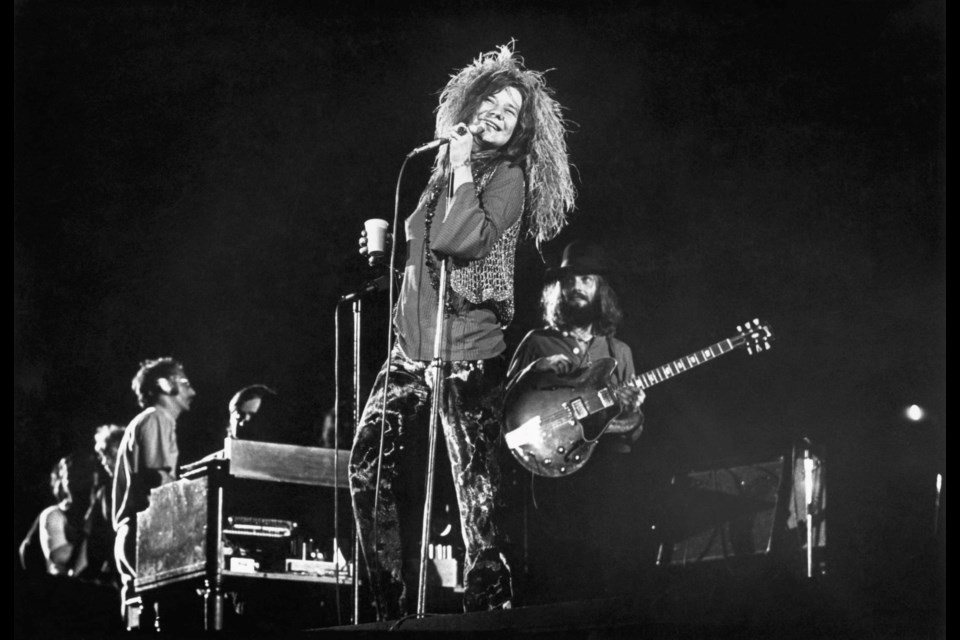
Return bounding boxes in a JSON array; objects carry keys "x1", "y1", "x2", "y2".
[{"x1": 15, "y1": 1, "x2": 944, "y2": 638}]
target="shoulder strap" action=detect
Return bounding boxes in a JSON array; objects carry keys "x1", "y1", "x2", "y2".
[{"x1": 605, "y1": 336, "x2": 621, "y2": 383}]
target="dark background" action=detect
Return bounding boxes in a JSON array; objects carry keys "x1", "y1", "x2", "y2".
[{"x1": 15, "y1": 0, "x2": 944, "y2": 633}]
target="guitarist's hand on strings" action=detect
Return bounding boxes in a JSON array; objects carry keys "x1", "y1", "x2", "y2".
[
  {"x1": 615, "y1": 386, "x2": 646, "y2": 414},
  {"x1": 608, "y1": 386, "x2": 646, "y2": 442}
]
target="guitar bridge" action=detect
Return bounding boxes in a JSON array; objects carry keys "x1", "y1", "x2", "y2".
[{"x1": 566, "y1": 398, "x2": 588, "y2": 420}]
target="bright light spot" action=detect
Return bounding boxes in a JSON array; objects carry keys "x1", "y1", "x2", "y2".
[
  {"x1": 804, "y1": 457, "x2": 816, "y2": 505},
  {"x1": 905, "y1": 404, "x2": 926, "y2": 422},
  {"x1": 438, "y1": 524, "x2": 452, "y2": 537}
]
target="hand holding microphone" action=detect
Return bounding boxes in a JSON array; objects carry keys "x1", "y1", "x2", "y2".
[
  {"x1": 406, "y1": 122, "x2": 483, "y2": 158},
  {"x1": 447, "y1": 122, "x2": 477, "y2": 169}
]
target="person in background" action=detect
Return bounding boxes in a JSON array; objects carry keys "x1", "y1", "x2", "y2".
[
  {"x1": 315, "y1": 404, "x2": 353, "y2": 449},
  {"x1": 17, "y1": 452, "x2": 122, "y2": 636},
  {"x1": 94, "y1": 424, "x2": 126, "y2": 479},
  {"x1": 112, "y1": 357, "x2": 196, "y2": 624},
  {"x1": 34, "y1": 453, "x2": 99, "y2": 578},
  {"x1": 506, "y1": 240, "x2": 645, "y2": 444},
  {"x1": 506, "y1": 240, "x2": 647, "y2": 601},
  {"x1": 226, "y1": 384, "x2": 277, "y2": 441},
  {"x1": 89, "y1": 424, "x2": 126, "y2": 587}
]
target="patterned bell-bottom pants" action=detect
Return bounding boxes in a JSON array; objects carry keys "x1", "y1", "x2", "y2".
[{"x1": 349, "y1": 345, "x2": 513, "y2": 620}]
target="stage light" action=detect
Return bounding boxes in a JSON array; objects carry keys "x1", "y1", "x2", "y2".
[{"x1": 905, "y1": 404, "x2": 926, "y2": 422}]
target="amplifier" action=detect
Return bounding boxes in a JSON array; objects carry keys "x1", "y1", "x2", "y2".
[{"x1": 658, "y1": 457, "x2": 788, "y2": 565}]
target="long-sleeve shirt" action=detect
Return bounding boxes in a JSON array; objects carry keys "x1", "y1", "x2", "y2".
[
  {"x1": 506, "y1": 328, "x2": 636, "y2": 383},
  {"x1": 395, "y1": 161, "x2": 524, "y2": 361}
]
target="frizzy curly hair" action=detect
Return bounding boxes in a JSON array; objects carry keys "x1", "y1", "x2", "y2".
[{"x1": 427, "y1": 42, "x2": 575, "y2": 245}]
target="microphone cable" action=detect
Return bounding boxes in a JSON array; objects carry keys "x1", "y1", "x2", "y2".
[
  {"x1": 367, "y1": 150, "x2": 416, "y2": 620},
  {"x1": 332, "y1": 297, "x2": 347, "y2": 624}
]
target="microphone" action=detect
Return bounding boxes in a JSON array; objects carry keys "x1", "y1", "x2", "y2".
[
  {"x1": 340, "y1": 274, "x2": 389, "y2": 303},
  {"x1": 406, "y1": 123, "x2": 483, "y2": 158}
]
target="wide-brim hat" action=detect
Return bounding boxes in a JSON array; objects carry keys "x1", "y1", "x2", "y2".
[{"x1": 544, "y1": 240, "x2": 609, "y2": 280}]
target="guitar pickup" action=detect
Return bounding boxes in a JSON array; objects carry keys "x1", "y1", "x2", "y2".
[
  {"x1": 598, "y1": 389, "x2": 615, "y2": 408},
  {"x1": 566, "y1": 398, "x2": 588, "y2": 420}
]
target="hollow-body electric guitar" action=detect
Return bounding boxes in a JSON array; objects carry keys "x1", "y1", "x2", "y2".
[{"x1": 502, "y1": 319, "x2": 774, "y2": 477}]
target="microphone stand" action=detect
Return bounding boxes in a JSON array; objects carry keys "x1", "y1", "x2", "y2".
[
  {"x1": 350, "y1": 299, "x2": 362, "y2": 623},
  {"x1": 803, "y1": 445, "x2": 815, "y2": 579},
  {"x1": 332, "y1": 295, "x2": 361, "y2": 625},
  {"x1": 416, "y1": 173, "x2": 455, "y2": 618}
]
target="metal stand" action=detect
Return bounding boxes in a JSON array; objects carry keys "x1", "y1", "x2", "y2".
[
  {"x1": 800, "y1": 440, "x2": 826, "y2": 579},
  {"x1": 416, "y1": 258, "x2": 449, "y2": 617},
  {"x1": 803, "y1": 446, "x2": 815, "y2": 578},
  {"x1": 203, "y1": 579, "x2": 225, "y2": 631},
  {"x1": 331, "y1": 296, "x2": 364, "y2": 623},
  {"x1": 350, "y1": 299, "x2": 362, "y2": 623},
  {"x1": 415, "y1": 169, "x2": 461, "y2": 617},
  {"x1": 205, "y1": 465, "x2": 226, "y2": 630}
]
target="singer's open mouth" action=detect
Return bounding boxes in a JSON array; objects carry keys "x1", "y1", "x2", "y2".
[{"x1": 480, "y1": 118, "x2": 501, "y2": 132}]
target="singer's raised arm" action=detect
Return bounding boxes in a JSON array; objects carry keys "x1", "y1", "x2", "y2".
[{"x1": 429, "y1": 163, "x2": 524, "y2": 261}]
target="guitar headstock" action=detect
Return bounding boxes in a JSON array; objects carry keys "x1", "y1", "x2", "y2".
[{"x1": 736, "y1": 318, "x2": 774, "y2": 355}]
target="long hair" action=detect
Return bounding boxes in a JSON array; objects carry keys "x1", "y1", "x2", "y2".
[
  {"x1": 426, "y1": 42, "x2": 575, "y2": 246},
  {"x1": 541, "y1": 276, "x2": 623, "y2": 337}
]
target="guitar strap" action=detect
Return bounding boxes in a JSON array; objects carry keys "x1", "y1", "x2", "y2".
[
  {"x1": 569, "y1": 333, "x2": 619, "y2": 380},
  {"x1": 605, "y1": 336, "x2": 621, "y2": 384}
]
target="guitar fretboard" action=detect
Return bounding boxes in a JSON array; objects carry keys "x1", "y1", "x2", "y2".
[{"x1": 631, "y1": 336, "x2": 743, "y2": 391}]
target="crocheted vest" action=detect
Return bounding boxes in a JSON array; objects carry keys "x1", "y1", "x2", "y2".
[{"x1": 424, "y1": 161, "x2": 523, "y2": 327}]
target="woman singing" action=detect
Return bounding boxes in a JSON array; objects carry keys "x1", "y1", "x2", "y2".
[{"x1": 349, "y1": 43, "x2": 574, "y2": 619}]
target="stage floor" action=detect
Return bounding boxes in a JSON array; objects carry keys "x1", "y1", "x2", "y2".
[{"x1": 318, "y1": 559, "x2": 942, "y2": 640}]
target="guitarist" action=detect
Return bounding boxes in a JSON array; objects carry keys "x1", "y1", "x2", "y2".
[
  {"x1": 505, "y1": 240, "x2": 648, "y2": 600},
  {"x1": 506, "y1": 240, "x2": 646, "y2": 452}
]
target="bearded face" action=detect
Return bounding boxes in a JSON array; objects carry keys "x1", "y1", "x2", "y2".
[{"x1": 558, "y1": 274, "x2": 600, "y2": 327}]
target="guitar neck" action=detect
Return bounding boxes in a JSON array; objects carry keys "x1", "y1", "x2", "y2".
[{"x1": 631, "y1": 334, "x2": 745, "y2": 391}]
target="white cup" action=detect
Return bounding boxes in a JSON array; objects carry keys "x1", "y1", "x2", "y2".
[{"x1": 364, "y1": 218, "x2": 390, "y2": 259}]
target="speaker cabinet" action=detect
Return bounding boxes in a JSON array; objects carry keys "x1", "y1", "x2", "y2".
[{"x1": 658, "y1": 457, "x2": 790, "y2": 566}]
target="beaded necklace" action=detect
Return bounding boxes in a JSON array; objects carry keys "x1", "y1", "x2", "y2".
[{"x1": 422, "y1": 160, "x2": 497, "y2": 315}]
